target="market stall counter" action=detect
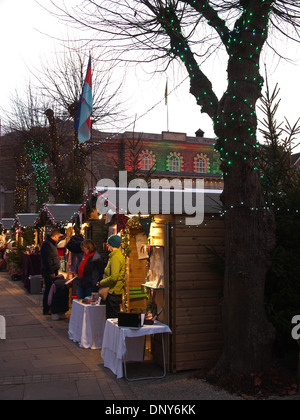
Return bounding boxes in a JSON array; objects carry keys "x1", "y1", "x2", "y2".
[
  {"x1": 101, "y1": 318, "x2": 172, "y2": 381},
  {"x1": 68, "y1": 299, "x2": 106, "y2": 349}
]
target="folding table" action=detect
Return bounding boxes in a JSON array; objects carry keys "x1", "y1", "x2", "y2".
[
  {"x1": 101, "y1": 318, "x2": 172, "y2": 381},
  {"x1": 68, "y1": 300, "x2": 106, "y2": 349}
]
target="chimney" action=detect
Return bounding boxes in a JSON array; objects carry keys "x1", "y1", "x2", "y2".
[{"x1": 195, "y1": 128, "x2": 204, "y2": 138}]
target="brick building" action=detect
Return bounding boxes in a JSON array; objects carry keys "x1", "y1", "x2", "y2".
[
  {"x1": 0, "y1": 128, "x2": 222, "y2": 218},
  {"x1": 87, "y1": 129, "x2": 222, "y2": 189}
]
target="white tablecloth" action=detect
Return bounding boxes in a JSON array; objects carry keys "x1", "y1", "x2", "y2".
[
  {"x1": 68, "y1": 300, "x2": 106, "y2": 349},
  {"x1": 101, "y1": 318, "x2": 172, "y2": 378}
]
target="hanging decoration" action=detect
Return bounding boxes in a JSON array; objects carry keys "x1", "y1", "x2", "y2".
[
  {"x1": 115, "y1": 214, "x2": 129, "y2": 233},
  {"x1": 138, "y1": 216, "x2": 153, "y2": 238}
]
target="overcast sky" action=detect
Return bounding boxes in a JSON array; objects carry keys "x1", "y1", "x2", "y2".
[{"x1": 1, "y1": 0, "x2": 300, "y2": 152}]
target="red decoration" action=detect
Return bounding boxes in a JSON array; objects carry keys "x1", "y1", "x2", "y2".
[{"x1": 115, "y1": 214, "x2": 129, "y2": 232}]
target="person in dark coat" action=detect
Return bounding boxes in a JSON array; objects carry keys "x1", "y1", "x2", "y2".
[
  {"x1": 40, "y1": 229, "x2": 61, "y2": 315},
  {"x1": 77, "y1": 239, "x2": 105, "y2": 299}
]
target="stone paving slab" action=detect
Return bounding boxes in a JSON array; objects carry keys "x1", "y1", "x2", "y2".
[{"x1": 0, "y1": 272, "x2": 137, "y2": 400}]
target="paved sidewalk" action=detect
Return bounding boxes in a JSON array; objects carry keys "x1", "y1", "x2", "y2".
[{"x1": 0, "y1": 271, "x2": 243, "y2": 400}]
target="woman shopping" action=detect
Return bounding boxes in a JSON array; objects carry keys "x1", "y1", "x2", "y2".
[
  {"x1": 77, "y1": 239, "x2": 105, "y2": 300},
  {"x1": 98, "y1": 234, "x2": 125, "y2": 319}
]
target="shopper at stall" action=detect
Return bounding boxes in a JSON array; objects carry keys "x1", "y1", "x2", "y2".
[
  {"x1": 66, "y1": 230, "x2": 84, "y2": 274},
  {"x1": 77, "y1": 239, "x2": 105, "y2": 300},
  {"x1": 99, "y1": 234, "x2": 125, "y2": 319},
  {"x1": 40, "y1": 229, "x2": 61, "y2": 315}
]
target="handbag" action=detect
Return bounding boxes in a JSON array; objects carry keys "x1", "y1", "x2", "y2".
[{"x1": 98, "y1": 286, "x2": 109, "y2": 301}]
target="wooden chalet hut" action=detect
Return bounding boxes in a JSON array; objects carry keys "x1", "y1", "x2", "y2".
[
  {"x1": 35, "y1": 203, "x2": 82, "y2": 274},
  {"x1": 94, "y1": 186, "x2": 225, "y2": 373},
  {"x1": 14, "y1": 213, "x2": 39, "y2": 247},
  {"x1": 35, "y1": 204, "x2": 81, "y2": 232},
  {"x1": 1, "y1": 218, "x2": 15, "y2": 232},
  {"x1": 15, "y1": 213, "x2": 39, "y2": 228}
]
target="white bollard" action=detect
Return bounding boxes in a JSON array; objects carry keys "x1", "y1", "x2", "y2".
[{"x1": 0, "y1": 315, "x2": 6, "y2": 339}]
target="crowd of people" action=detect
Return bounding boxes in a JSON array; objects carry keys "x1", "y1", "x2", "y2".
[{"x1": 40, "y1": 229, "x2": 125, "y2": 320}]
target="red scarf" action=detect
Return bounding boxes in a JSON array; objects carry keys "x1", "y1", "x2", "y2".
[{"x1": 78, "y1": 252, "x2": 95, "y2": 278}]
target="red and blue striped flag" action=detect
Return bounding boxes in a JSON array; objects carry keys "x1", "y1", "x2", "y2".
[{"x1": 74, "y1": 55, "x2": 92, "y2": 143}]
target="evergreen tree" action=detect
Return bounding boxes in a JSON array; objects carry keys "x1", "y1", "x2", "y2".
[{"x1": 258, "y1": 79, "x2": 300, "y2": 347}]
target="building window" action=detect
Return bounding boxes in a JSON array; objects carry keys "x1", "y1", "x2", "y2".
[
  {"x1": 140, "y1": 150, "x2": 156, "y2": 171},
  {"x1": 167, "y1": 152, "x2": 184, "y2": 172},
  {"x1": 194, "y1": 153, "x2": 209, "y2": 173},
  {"x1": 141, "y1": 153, "x2": 153, "y2": 171},
  {"x1": 196, "y1": 157, "x2": 206, "y2": 173},
  {"x1": 169, "y1": 156, "x2": 180, "y2": 172}
]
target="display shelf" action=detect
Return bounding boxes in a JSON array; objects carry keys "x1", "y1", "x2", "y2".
[
  {"x1": 141, "y1": 283, "x2": 164, "y2": 290},
  {"x1": 140, "y1": 244, "x2": 164, "y2": 256}
]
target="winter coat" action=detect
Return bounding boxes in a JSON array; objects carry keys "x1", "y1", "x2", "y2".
[
  {"x1": 40, "y1": 235, "x2": 61, "y2": 276},
  {"x1": 100, "y1": 248, "x2": 125, "y2": 295},
  {"x1": 66, "y1": 234, "x2": 84, "y2": 254},
  {"x1": 78, "y1": 251, "x2": 105, "y2": 289}
]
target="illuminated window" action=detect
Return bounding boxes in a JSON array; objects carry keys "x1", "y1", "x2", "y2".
[
  {"x1": 169, "y1": 156, "x2": 180, "y2": 172},
  {"x1": 194, "y1": 154, "x2": 209, "y2": 173},
  {"x1": 167, "y1": 152, "x2": 184, "y2": 172},
  {"x1": 141, "y1": 153, "x2": 153, "y2": 171},
  {"x1": 196, "y1": 157, "x2": 207, "y2": 173},
  {"x1": 140, "y1": 150, "x2": 156, "y2": 171}
]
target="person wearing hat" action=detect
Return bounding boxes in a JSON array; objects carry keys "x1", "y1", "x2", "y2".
[{"x1": 99, "y1": 234, "x2": 125, "y2": 318}]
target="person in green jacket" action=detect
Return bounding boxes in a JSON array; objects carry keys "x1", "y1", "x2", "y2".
[{"x1": 99, "y1": 234, "x2": 125, "y2": 318}]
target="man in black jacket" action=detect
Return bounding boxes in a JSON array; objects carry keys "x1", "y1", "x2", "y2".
[{"x1": 40, "y1": 229, "x2": 61, "y2": 315}]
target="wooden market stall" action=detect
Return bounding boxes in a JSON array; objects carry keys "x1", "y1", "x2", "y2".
[
  {"x1": 95, "y1": 186, "x2": 225, "y2": 374},
  {"x1": 35, "y1": 204, "x2": 82, "y2": 233},
  {"x1": 13, "y1": 213, "x2": 40, "y2": 291},
  {"x1": 14, "y1": 213, "x2": 39, "y2": 248},
  {"x1": 1, "y1": 217, "x2": 21, "y2": 279},
  {"x1": 35, "y1": 203, "x2": 82, "y2": 268},
  {"x1": 1, "y1": 218, "x2": 15, "y2": 232},
  {"x1": 15, "y1": 213, "x2": 39, "y2": 228},
  {"x1": 34, "y1": 203, "x2": 83, "y2": 298}
]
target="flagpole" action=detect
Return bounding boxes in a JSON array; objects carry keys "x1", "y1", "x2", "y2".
[
  {"x1": 165, "y1": 79, "x2": 169, "y2": 132},
  {"x1": 167, "y1": 97, "x2": 169, "y2": 132}
]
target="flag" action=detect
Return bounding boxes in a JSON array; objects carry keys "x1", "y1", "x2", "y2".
[
  {"x1": 74, "y1": 55, "x2": 92, "y2": 143},
  {"x1": 165, "y1": 80, "x2": 168, "y2": 105}
]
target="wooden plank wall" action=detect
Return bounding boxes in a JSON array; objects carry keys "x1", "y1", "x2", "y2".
[
  {"x1": 171, "y1": 216, "x2": 225, "y2": 373},
  {"x1": 127, "y1": 227, "x2": 148, "y2": 312}
]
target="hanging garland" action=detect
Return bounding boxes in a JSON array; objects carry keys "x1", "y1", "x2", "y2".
[{"x1": 119, "y1": 215, "x2": 153, "y2": 313}]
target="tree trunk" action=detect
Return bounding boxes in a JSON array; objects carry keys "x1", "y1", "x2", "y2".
[
  {"x1": 210, "y1": 26, "x2": 276, "y2": 373},
  {"x1": 153, "y1": 0, "x2": 277, "y2": 376},
  {"x1": 215, "y1": 173, "x2": 276, "y2": 375}
]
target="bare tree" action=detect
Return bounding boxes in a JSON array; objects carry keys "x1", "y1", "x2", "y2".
[
  {"x1": 4, "y1": 43, "x2": 129, "y2": 208},
  {"x1": 49, "y1": 0, "x2": 300, "y2": 377},
  {"x1": 6, "y1": 86, "x2": 51, "y2": 211},
  {"x1": 31, "y1": 45, "x2": 126, "y2": 130}
]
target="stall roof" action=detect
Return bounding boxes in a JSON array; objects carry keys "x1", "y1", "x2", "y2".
[
  {"x1": 1, "y1": 218, "x2": 15, "y2": 230},
  {"x1": 94, "y1": 186, "x2": 223, "y2": 215},
  {"x1": 16, "y1": 213, "x2": 39, "y2": 227},
  {"x1": 36, "y1": 204, "x2": 82, "y2": 225}
]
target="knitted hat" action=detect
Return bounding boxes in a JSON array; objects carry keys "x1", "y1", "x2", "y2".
[{"x1": 107, "y1": 234, "x2": 121, "y2": 248}]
